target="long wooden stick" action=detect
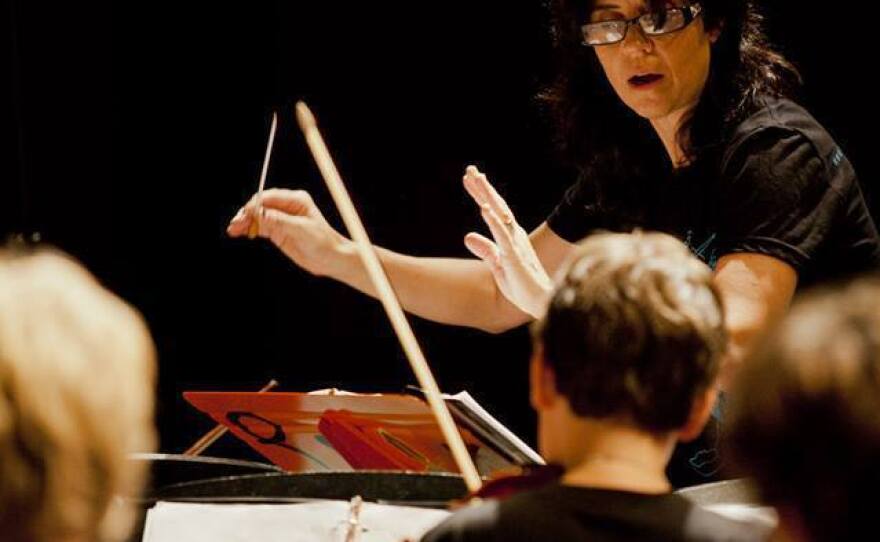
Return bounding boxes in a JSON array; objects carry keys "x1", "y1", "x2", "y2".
[
  {"x1": 184, "y1": 379, "x2": 279, "y2": 456},
  {"x1": 295, "y1": 101, "x2": 482, "y2": 492}
]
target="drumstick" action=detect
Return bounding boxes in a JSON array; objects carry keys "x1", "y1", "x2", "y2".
[
  {"x1": 184, "y1": 379, "x2": 279, "y2": 456},
  {"x1": 295, "y1": 101, "x2": 482, "y2": 492},
  {"x1": 248, "y1": 110, "x2": 278, "y2": 239}
]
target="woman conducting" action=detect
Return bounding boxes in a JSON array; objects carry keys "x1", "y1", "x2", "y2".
[{"x1": 227, "y1": 0, "x2": 880, "y2": 485}]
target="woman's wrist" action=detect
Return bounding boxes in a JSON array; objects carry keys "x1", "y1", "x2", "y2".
[
  {"x1": 326, "y1": 236, "x2": 372, "y2": 287},
  {"x1": 524, "y1": 275, "x2": 554, "y2": 320}
]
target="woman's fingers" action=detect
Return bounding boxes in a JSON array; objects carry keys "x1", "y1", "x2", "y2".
[
  {"x1": 228, "y1": 189, "x2": 317, "y2": 238},
  {"x1": 464, "y1": 232, "x2": 500, "y2": 267},
  {"x1": 475, "y1": 173, "x2": 514, "y2": 224},
  {"x1": 462, "y1": 172, "x2": 486, "y2": 207},
  {"x1": 257, "y1": 208, "x2": 311, "y2": 244},
  {"x1": 462, "y1": 166, "x2": 521, "y2": 268},
  {"x1": 463, "y1": 166, "x2": 489, "y2": 207},
  {"x1": 465, "y1": 233, "x2": 506, "y2": 287},
  {"x1": 254, "y1": 188, "x2": 314, "y2": 216},
  {"x1": 240, "y1": 188, "x2": 313, "y2": 219},
  {"x1": 479, "y1": 203, "x2": 516, "y2": 257},
  {"x1": 226, "y1": 207, "x2": 253, "y2": 237},
  {"x1": 463, "y1": 165, "x2": 515, "y2": 225}
]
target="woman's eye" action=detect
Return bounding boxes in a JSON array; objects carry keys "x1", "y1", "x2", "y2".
[{"x1": 592, "y1": 12, "x2": 623, "y2": 23}]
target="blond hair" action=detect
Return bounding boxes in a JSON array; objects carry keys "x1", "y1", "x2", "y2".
[
  {"x1": 0, "y1": 248, "x2": 156, "y2": 542},
  {"x1": 533, "y1": 231, "x2": 726, "y2": 432}
]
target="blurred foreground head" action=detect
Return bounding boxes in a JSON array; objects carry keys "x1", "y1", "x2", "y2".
[
  {"x1": 727, "y1": 277, "x2": 880, "y2": 542},
  {"x1": 0, "y1": 247, "x2": 156, "y2": 542}
]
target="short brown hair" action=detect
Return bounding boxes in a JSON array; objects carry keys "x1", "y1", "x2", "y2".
[
  {"x1": 533, "y1": 231, "x2": 726, "y2": 433},
  {"x1": 0, "y1": 248, "x2": 157, "y2": 542},
  {"x1": 726, "y1": 277, "x2": 880, "y2": 542}
]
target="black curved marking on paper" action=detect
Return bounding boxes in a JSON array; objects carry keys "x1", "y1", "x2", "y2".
[{"x1": 226, "y1": 411, "x2": 330, "y2": 469}]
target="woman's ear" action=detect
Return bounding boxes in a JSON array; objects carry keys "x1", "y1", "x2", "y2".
[{"x1": 708, "y1": 21, "x2": 724, "y2": 44}]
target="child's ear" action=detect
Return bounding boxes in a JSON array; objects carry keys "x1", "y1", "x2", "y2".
[
  {"x1": 678, "y1": 384, "x2": 719, "y2": 442},
  {"x1": 530, "y1": 344, "x2": 558, "y2": 411}
]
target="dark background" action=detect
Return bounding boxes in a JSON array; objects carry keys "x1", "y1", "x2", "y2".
[{"x1": 4, "y1": 0, "x2": 877, "y2": 457}]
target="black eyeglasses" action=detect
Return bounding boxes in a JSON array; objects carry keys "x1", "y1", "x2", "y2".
[{"x1": 582, "y1": 3, "x2": 703, "y2": 46}]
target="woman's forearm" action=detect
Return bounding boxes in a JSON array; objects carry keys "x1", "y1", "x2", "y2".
[{"x1": 329, "y1": 242, "x2": 531, "y2": 333}]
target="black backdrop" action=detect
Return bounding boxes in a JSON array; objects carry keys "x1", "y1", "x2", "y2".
[{"x1": 4, "y1": 0, "x2": 877, "y2": 457}]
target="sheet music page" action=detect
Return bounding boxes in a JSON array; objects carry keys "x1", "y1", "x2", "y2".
[
  {"x1": 142, "y1": 500, "x2": 450, "y2": 542},
  {"x1": 447, "y1": 391, "x2": 544, "y2": 465},
  {"x1": 703, "y1": 503, "x2": 778, "y2": 530}
]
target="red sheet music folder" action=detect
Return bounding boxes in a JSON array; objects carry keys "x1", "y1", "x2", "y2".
[{"x1": 183, "y1": 390, "x2": 525, "y2": 476}]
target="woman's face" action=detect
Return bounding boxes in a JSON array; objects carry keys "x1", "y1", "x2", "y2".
[{"x1": 589, "y1": 0, "x2": 716, "y2": 121}]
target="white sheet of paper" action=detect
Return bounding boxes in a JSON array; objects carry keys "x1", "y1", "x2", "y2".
[
  {"x1": 449, "y1": 391, "x2": 545, "y2": 465},
  {"x1": 142, "y1": 500, "x2": 450, "y2": 542},
  {"x1": 705, "y1": 503, "x2": 778, "y2": 529}
]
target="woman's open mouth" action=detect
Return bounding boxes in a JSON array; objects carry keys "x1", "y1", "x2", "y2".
[{"x1": 628, "y1": 73, "x2": 664, "y2": 89}]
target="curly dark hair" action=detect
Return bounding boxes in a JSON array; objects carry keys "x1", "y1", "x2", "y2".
[{"x1": 540, "y1": 0, "x2": 801, "y2": 212}]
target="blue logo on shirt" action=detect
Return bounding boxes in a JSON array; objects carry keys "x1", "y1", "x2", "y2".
[{"x1": 684, "y1": 230, "x2": 719, "y2": 269}]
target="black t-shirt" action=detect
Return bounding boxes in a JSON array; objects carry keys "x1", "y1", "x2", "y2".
[
  {"x1": 421, "y1": 484, "x2": 769, "y2": 542},
  {"x1": 545, "y1": 97, "x2": 880, "y2": 487},
  {"x1": 547, "y1": 96, "x2": 880, "y2": 288}
]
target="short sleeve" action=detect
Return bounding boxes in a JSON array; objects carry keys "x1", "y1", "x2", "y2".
[
  {"x1": 715, "y1": 127, "x2": 843, "y2": 270},
  {"x1": 545, "y1": 175, "x2": 607, "y2": 243}
]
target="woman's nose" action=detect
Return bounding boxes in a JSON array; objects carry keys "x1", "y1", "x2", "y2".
[{"x1": 621, "y1": 23, "x2": 654, "y2": 54}]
